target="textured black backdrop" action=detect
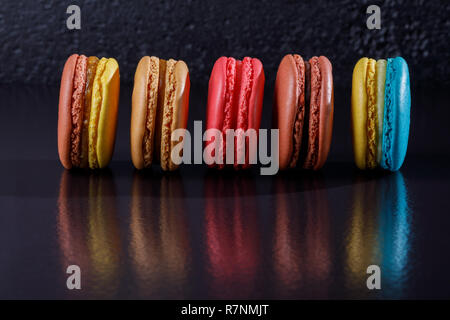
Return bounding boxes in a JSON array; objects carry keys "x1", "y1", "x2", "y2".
[{"x1": 0, "y1": 0, "x2": 449, "y2": 85}]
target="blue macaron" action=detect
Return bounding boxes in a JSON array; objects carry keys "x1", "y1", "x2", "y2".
[{"x1": 381, "y1": 57, "x2": 411, "y2": 171}]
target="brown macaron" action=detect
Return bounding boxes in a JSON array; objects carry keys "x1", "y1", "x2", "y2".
[
  {"x1": 273, "y1": 54, "x2": 334, "y2": 170},
  {"x1": 131, "y1": 56, "x2": 190, "y2": 171}
]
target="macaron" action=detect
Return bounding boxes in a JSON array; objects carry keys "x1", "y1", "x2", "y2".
[
  {"x1": 273, "y1": 54, "x2": 334, "y2": 171},
  {"x1": 205, "y1": 56, "x2": 265, "y2": 169},
  {"x1": 131, "y1": 56, "x2": 190, "y2": 171},
  {"x1": 58, "y1": 54, "x2": 120, "y2": 169},
  {"x1": 351, "y1": 56, "x2": 410, "y2": 171}
]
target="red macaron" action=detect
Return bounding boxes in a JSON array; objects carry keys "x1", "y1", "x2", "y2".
[{"x1": 205, "y1": 56, "x2": 265, "y2": 169}]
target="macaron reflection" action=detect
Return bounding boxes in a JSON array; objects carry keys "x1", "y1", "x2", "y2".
[
  {"x1": 57, "y1": 170, "x2": 121, "y2": 298},
  {"x1": 346, "y1": 171, "x2": 411, "y2": 297},
  {"x1": 129, "y1": 172, "x2": 191, "y2": 298},
  {"x1": 204, "y1": 174, "x2": 260, "y2": 298},
  {"x1": 272, "y1": 174, "x2": 331, "y2": 298},
  {"x1": 378, "y1": 172, "x2": 411, "y2": 294}
]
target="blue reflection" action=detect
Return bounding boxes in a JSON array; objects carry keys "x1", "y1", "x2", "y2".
[{"x1": 379, "y1": 172, "x2": 411, "y2": 294}]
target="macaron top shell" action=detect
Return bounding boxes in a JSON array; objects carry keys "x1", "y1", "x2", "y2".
[
  {"x1": 89, "y1": 58, "x2": 120, "y2": 169},
  {"x1": 314, "y1": 56, "x2": 334, "y2": 170},
  {"x1": 381, "y1": 57, "x2": 410, "y2": 171},
  {"x1": 96, "y1": 58, "x2": 120, "y2": 169}
]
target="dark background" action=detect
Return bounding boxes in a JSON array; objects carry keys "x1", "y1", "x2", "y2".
[{"x1": 0, "y1": 0, "x2": 449, "y2": 86}]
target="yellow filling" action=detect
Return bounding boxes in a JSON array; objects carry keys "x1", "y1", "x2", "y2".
[{"x1": 365, "y1": 59, "x2": 377, "y2": 169}]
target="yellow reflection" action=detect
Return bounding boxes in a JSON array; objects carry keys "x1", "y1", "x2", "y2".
[
  {"x1": 346, "y1": 173, "x2": 382, "y2": 288},
  {"x1": 346, "y1": 171, "x2": 411, "y2": 296},
  {"x1": 129, "y1": 173, "x2": 191, "y2": 298},
  {"x1": 204, "y1": 174, "x2": 260, "y2": 299},
  {"x1": 57, "y1": 170, "x2": 121, "y2": 298},
  {"x1": 273, "y1": 175, "x2": 331, "y2": 297}
]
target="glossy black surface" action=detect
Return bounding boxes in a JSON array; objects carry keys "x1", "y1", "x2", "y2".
[{"x1": 0, "y1": 85, "x2": 449, "y2": 299}]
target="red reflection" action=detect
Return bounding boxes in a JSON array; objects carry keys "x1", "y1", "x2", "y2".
[
  {"x1": 204, "y1": 175, "x2": 260, "y2": 298},
  {"x1": 57, "y1": 171, "x2": 90, "y2": 279}
]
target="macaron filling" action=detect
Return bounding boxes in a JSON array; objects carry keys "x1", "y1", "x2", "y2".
[
  {"x1": 80, "y1": 56, "x2": 99, "y2": 168},
  {"x1": 289, "y1": 54, "x2": 305, "y2": 168},
  {"x1": 375, "y1": 60, "x2": 386, "y2": 164},
  {"x1": 303, "y1": 57, "x2": 321, "y2": 169},
  {"x1": 160, "y1": 59, "x2": 177, "y2": 170},
  {"x1": 70, "y1": 55, "x2": 87, "y2": 167},
  {"x1": 220, "y1": 57, "x2": 237, "y2": 168},
  {"x1": 365, "y1": 58, "x2": 377, "y2": 169},
  {"x1": 143, "y1": 57, "x2": 160, "y2": 167},
  {"x1": 382, "y1": 59, "x2": 395, "y2": 169},
  {"x1": 235, "y1": 57, "x2": 253, "y2": 168},
  {"x1": 298, "y1": 61, "x2": 311, "y2": 167}
]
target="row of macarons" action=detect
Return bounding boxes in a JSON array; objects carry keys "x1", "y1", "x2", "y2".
[{"x1": 58, "y1": 54, "x2": 411, "y2": 172}]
